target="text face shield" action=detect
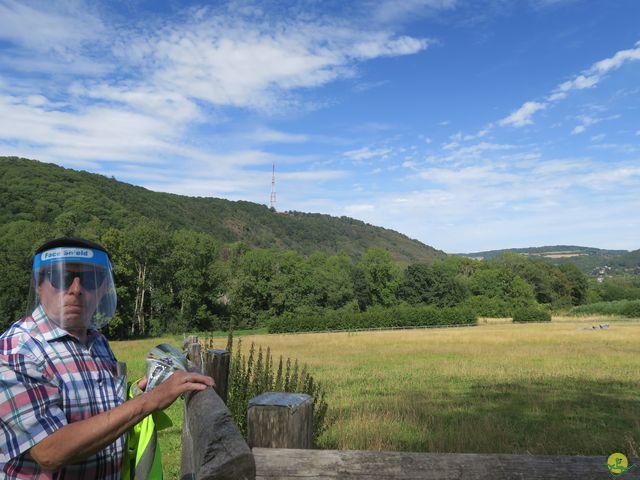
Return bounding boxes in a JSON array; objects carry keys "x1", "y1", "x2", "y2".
[{"x1": 29, "y1": 247, "x2": 117, "y2": 330}]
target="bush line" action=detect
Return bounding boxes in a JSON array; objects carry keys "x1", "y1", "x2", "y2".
[
  {"x1": 269, "y1": 305, "x2": 478, "y2": 334},
  {"x1": 570, "y1": 299, "x2": 640, "y2": 318}
]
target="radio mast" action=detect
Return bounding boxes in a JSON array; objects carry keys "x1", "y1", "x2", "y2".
[{"x1": 270, "y1": 160, "x2": 276, "y2": 210}]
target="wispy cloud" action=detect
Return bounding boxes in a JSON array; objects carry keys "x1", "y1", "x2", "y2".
[
  {"x1": 344, "y1": 146, "x2": 393, "y2": 162},
  {"x1": 500, "y1": 101, "x2": 546, "y2": 127},
  {"x1": 500, "y1": 41, "x2": 640, "y2": 127},
  {"x1": 0, "y1": 0, "x2": 431, "y2": 193},
  {"x1": 372, "y1": 0, "x2": 457, "y2": 24}
]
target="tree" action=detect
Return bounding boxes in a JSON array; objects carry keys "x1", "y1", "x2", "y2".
[
  {"x1": 117, "y1": 220, "x2": 172, "y2": 335},
  {"x1": 470, "y1": 265, "x2": 536, "y2": 310},
  {"x1": 559, "y1": 263, "x2": 589, "y2": 305},
  {"x1": 169, "y1": 230, "x2": 225, "y2": 332},
  {"x1": 356, "y1": 248, "x2": 401, "y2": 308},
  {"x1": 398, "y1": 259, "x2": 470, "y2": 307},
  {"x1": 0, "y1": 221, "x2": 48, "y2": 330}
]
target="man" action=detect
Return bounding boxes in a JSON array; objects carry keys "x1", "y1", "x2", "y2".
[{"x1": 0, "y1": 237, "x2": 213, "y2": 479}]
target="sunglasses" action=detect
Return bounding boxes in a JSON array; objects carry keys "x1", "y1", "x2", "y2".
[{"x1": 43, "y1": 267, "x2": 107, "y2": 290}]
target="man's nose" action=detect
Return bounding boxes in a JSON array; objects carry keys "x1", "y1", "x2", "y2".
[{"x1": 67, "y1": 276, "x2": 83, "y2": 294}]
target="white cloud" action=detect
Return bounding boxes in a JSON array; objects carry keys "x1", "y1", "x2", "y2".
[
  {"x1": 499, "y1": 101, "x2": 546, "y2": 127},
  {"x1": 571, "y1": 125, "x2": 586, "y2": 135},
  {"x1": 402, "y1": 160, "x2": 418, "y2": 169},
  {"x1": 494, "y1": 41, "x2": 640, "y2": 134},
  {"x1": 281, "y1": 170, "x2": 349, "y2": 181},
  {"x1": 419, "y1": 165, "x2": 519, "y2": 186},
  {"x1": 344, "y1": 146, "x2": 393, "y2": 161},
  {"x1": 436, "y1": 142, "x2": 515, "y2": 164},
  {"x1": 123, "y1": 16, "x2": 430, "y2": 112},
  {"x1": 372, "y1": 0, "x2": 457, "y2": 24},
  {"x1": 0, "y1": 1, "x2": 431, "y2": 182},
  {"x1": 577, "y1": 166, "x2": 640, "y2": 190},
  {"x1": 0, "y1": 0, "x2": 105, "y2": 52},
  {"x1": 250, "y1": 128, "x2": 309, "y2": 144},
  {"x1": 549, "y1": 42, "x2": 640, "y2": 100},
  {"x1": 344, "y1": 203, "x2": 375, "y2": 214}
]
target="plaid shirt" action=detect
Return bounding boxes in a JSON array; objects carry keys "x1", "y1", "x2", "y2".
[{"x1": 0, "y1": 307, "x2": 126, "y2": 479}]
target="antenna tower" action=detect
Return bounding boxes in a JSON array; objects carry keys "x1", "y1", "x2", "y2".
[{"x1": 270, "y1": 161, "x2": 276, "y2": 210}]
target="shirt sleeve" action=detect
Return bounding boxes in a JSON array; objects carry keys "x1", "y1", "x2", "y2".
[{"x1": 0, "y1": 335, "x2": 67, "y2": 463}]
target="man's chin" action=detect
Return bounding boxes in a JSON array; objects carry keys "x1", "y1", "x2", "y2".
[{"x1": 60, "y1": 315, "x2": 91, "y2": 331}]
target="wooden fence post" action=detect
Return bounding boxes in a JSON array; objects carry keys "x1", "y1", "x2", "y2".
[
  {"x1": 205, "y1": 349, "x2": 231, "y2": 403},
  {"x1": 182, "y1": 388, "x2": 256, "y2": 480},
  {"x1": 184, "y1": 335, "x2": 199, "y2": 352},
  {"x1": 188, "y1": 341, "x2": 203, "y2": 373},
  {"x1": 182, "y1": 336, "x2": 255, "y2": 479},
  {"x1": 247, "y1": 392, "x2": 313, "y2": 449}
]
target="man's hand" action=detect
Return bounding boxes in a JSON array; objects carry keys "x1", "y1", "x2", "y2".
[
  {"x1": 145, "y1": 370, "x2": 215, "y2": 411},
  {"x1": 137, "y1": 376, "x2": 148, "y2": 390}
]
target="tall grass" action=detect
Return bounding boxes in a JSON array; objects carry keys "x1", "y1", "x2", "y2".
[
  {"x1": 112, "y1": 319, "x2": 640, "y2": 478},
  {"x1": 208, "y1": 333, "x2": 328, "y2": 441}
]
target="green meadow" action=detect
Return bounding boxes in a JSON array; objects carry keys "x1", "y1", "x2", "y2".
[{"x1": 111, "y1": 317, "x2": 640, "y2": 479}]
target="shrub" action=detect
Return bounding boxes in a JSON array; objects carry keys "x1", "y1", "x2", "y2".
[
  {"x1": 462, "y1": 295, "x2": 511, "y2": 317},
  {"x1": 215, "y1": 333, "x2": 329, "y2": 442},
  {"x1": 621, "y1": 300, "x2": 640, "y2": 318},
  {"x1": 570, "y1": 300, "x2": 640, "y2": 317},
  {"x1": 512, "y1": 306, "x2": 551, "y2": 323},
  {"x1": 268, "y1": 305, "x2": 477, "y2": 333}
]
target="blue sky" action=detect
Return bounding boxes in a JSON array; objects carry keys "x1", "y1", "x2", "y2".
[{"x1": 0, "y1": 0, "x2": 639, "y2": 253}]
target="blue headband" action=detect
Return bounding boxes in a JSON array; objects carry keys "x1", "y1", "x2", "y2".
[{"x1": 33, "y1": 247, "x2": 112, "y2": 271}]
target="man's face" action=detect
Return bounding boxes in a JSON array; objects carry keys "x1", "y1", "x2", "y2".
[{"x1": 38, "y1": 263, "x2": 106, "y2": 331}]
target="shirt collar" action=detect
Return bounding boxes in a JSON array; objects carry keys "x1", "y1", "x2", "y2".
[{"x1": 30, "y1": 306, "x2": 99, "y2": 345}]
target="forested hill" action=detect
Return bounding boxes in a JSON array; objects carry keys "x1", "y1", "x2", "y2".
[
  {"x1": 0, "y1": 157, "x2": 444, "y2": 263},
  {"x1": 459, "y1": 245, "x2": 639, "y2": 275}
]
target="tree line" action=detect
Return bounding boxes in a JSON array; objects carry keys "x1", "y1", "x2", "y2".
[{"x1": 2, "y1": 217, "x2": 619, "y2": 339}]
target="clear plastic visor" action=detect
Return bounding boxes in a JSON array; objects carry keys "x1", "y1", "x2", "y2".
[{"x1": 28, "y1": 247, "x2": 117, "y2": 330}]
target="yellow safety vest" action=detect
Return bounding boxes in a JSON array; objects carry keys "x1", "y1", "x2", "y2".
[{"x1": 121, "y1": 383, "x2": 172, "y2": 480}]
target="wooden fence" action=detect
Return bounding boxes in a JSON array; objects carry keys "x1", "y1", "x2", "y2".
[{"x1": 181, "y1": 336, "x2": 636, "y2": 480}]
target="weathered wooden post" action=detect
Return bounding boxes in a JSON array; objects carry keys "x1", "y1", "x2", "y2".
[
  {"x1": 184, "y1": 334, "x2": 199, "y2": 352},
  {"x1": 188, "y1": 341, "x2": 203, "y2": 373},
  {"x1": 205, "y1": 349, "x2": 231, "y2": 403},
  {"x1": 247, "y1": 392, "x2": 313, "y2": 449},
  {"x1": 182, "y1": 338, "x2": 255, "y2": 480}
]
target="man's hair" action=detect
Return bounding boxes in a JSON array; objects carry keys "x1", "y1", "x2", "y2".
[{"x1": 35, "y1": 237, "x2": 111, "y2": 258}]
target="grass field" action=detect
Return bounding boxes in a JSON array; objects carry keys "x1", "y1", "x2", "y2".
[{"x1": 111, "y1": 317, "x2": 640, "y2": 479}]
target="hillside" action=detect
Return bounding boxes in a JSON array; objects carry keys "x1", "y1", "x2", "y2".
[
  {"x1": 0, "y1": 157, "x2": 445, "y2": 263},
  {"x1": 459, "y1": 245, "x2": 639, "y2": 276}
]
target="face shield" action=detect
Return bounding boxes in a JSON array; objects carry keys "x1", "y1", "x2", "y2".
[{"x1": 28, "y1": 244, "x2": 117, "y2": 330}]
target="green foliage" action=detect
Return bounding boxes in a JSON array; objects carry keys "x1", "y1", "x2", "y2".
[
  {"x1": 0, "y1": 157, "x2": 445, "y2": 264},
  {"x1": 469, "y1": 266, "x2": 537, "y2": 309},
  {"x1": 462, "y1": 295, "x2": 512, "y2": 317},
  {"x1": 355, "y1": 248, "x2": 402, "y2": 309},
  {"x1": 1, "y1": 157, "x2": 623, "y2": 338},
  {"x1": 512, "y1": 306, "x2": 551, "y2": 323},
  {"x1": 398, "y1": 258, "x2": 471, "y2": 307},
  {"x1": 224, "y1": 333, "x2": 328, "y2": 442},
  {"x1": 0, "y1": 221, "x2": 49, "y2": 330},
  {"x1": 620, "y1": 301, "x2": 640, "y2": 318},
  {"x1": 595, "y1": 277, "x2": 640, "y2": 302},
  {"x1": 459, "y1": 245, "x2": 638, "y2": 277},
  {"x1": 571, "y1": 300, "x2": 640, "y2": 318},
  {"x1": 558, "y1": 263, "x2": 589, "y2": 305},
  {"x1": 268, "y1": 305, "x2": 477, "y2": 333}
]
